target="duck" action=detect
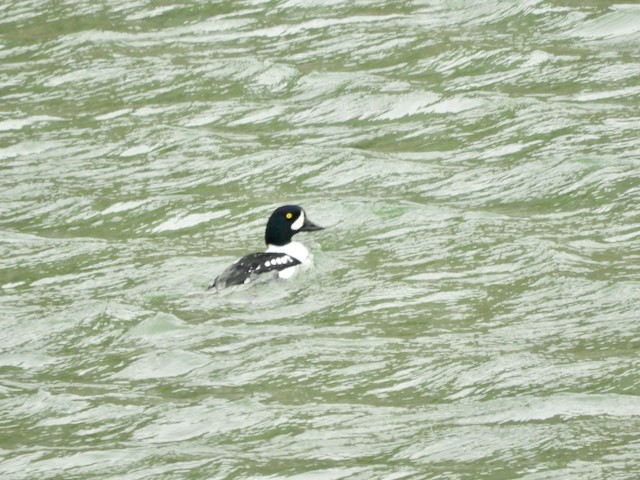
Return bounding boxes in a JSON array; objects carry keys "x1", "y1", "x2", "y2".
[{"x1": 209, "y1": 205, "x2": 324, "y2": 290}]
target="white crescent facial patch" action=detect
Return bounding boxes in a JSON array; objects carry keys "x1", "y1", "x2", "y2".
[{"x1": 291, "y1": 210, "x2": 305, "y2": 231}]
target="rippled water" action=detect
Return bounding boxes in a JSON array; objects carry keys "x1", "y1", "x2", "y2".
[{"x1": 2, "y1": 1, "x2": 640, "y2": 478}]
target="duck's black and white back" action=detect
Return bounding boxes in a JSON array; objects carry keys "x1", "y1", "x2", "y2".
[
  {"x1": 211, "y1": 252, "x2": 301, "y2": 290},
  {"x1": 209, "y1": 205, "x2": 323, "y2": 290}
]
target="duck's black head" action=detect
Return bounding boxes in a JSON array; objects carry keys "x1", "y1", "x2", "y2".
[{"x1": 264, "y1": 205, "x2": 324, "y2": 246}]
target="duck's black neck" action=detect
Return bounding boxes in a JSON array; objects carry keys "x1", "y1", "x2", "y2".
[{"x1": 265, "y1": 217, "x2": 294, "y2": 246}]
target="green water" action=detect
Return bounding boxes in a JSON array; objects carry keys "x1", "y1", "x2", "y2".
[{"x1": 2, "y1": 1, "x2": 640, "y2": 479}]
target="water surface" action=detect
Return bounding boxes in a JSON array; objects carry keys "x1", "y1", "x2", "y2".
[{"x1": 1, "y1": 1, "x2": 640, "y2": 479}]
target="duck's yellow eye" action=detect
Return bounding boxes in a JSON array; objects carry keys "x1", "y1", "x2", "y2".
[{"x1": 285, "y1": 212, "x2": 293, "y2": 220}]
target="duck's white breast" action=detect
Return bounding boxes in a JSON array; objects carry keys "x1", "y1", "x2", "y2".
[
  {"x1": 266, "y1": 242, "x2": 310, "y2": 278},
  {"x1": 266, "y1": 242, "x2": 309, "y2": 262}
]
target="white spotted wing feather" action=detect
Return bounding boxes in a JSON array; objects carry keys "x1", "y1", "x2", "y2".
[{"x1": 209, "y1": 252, "x2": 301, "y2": 290}]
